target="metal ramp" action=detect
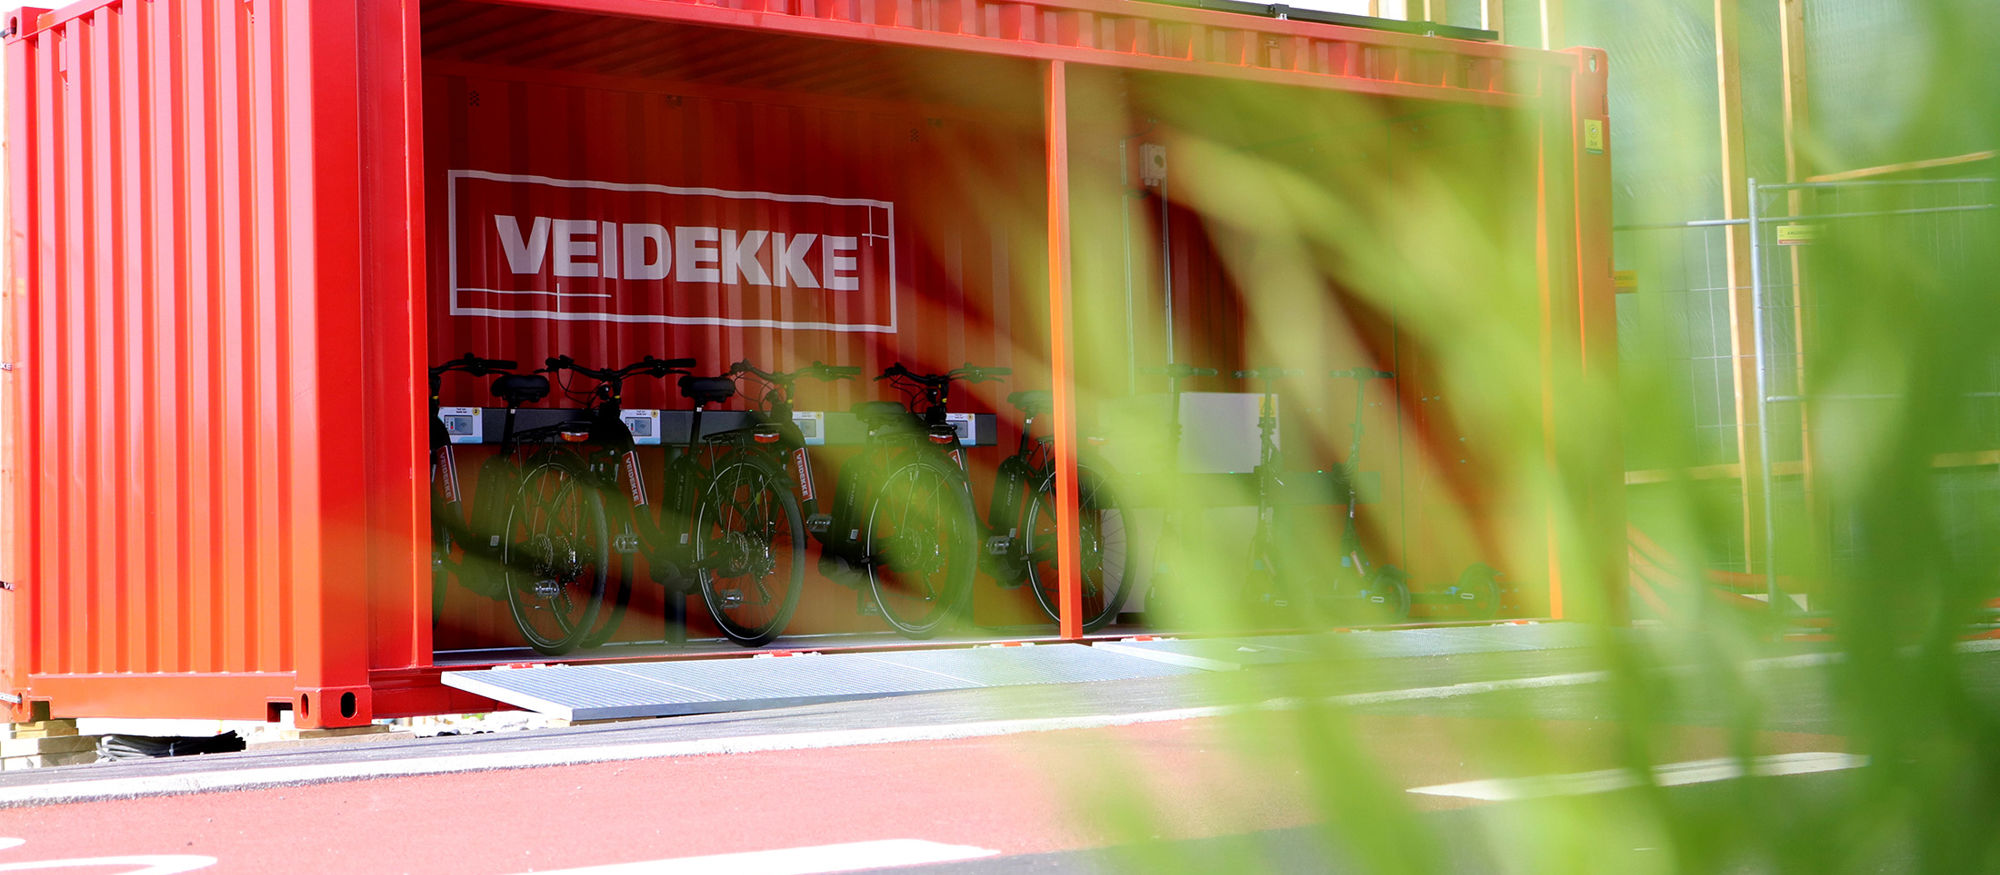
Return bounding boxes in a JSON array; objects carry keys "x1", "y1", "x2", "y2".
[
  {"x1": 1095, "y1": 622, "x2": 1597, "y2": 671},
  {"x1": 441, "y1": 643, "x2": 1205, "y2": 721}
]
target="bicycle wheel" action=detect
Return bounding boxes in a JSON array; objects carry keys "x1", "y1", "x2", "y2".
[
  {"x1": 430, "y1": 472, "x2": 453, "y2": 627},
  {"x1": 577, "y1": 541, "x2": 634, "y2": 650},
  {"x1": 1023, "y1": 469, "x2": 1133, "y2": 633},
  {"x1": 696, "y1": 454, "x2": 806, "y2": 647},
  {"x1": 864, "y1": 453, "x2": 979, "y2": 639},
  {"x1": 1360, "y1": 564, "x2": 1413, "y2": 624},
  {"x1": 501, "y1": 455, "x2": 610, "y2": 656}
]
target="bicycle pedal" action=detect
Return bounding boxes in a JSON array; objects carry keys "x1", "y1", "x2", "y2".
[
  {"x1": 714, "y1": 588, "x2": 745, "y2": 608},
  {"x1": 531, "y1": 579, "x2": 561, "y2": 598},
  {"x1": 984, "y1": 535, "x2": 1013, "y2": 556},
  {"x1": 818, "y1": 555, "x2": 863, "y2": 588},
  {"x1": 805, "y1": 514, "x2": 833, "y2": 534},
  {"x1": 613, "y1": 532, "x2": 641, "y2": 554}
]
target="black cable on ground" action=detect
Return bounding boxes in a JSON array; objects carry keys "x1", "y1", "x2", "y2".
[{"x1": 96, "y1": 731, "x2": 247, "y2": 761}]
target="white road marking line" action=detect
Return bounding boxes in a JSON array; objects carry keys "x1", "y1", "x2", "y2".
[
  {"x1": 1091, "y1": 641, "x2": 1246, "y2": 672},
  {"x1": 4, "y1": 640, "x2": 1987, "y2": 807},
  {"x1": 0, "y1": 855, "x2": 215, "y2": 874},
  {"x1": 512, "y1": 840, "x2": 997, "y2": 875},
  {"x1": 1408, "y1": 751, "x2": 1869, "y2": 801},
  {"x1": 0, "y1": 671, "x2": 1625, "y2": 807},
  {"x1": 0, "y1": 838, "x2": 216, "y2": 873}
]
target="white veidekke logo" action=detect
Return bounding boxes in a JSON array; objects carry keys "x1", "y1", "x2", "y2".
[
  {"x1": 448, "y1": 170, "x2": 898, "y2": 333},
  {"x1": 491, "y1": 216, "x2": 863, "y2": 291}
]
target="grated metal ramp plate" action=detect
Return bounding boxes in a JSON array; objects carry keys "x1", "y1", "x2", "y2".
[
  {"x1": 1094, "y1": 622, "x2": 1598, "y2": 671},
  {"x1": 441, "y1": 644, "x2": 1203, "y2": 721}
]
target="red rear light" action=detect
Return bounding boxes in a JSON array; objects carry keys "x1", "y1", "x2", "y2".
[
  {"x1": 560, "y1": 430, "x2": 590, "y2": 443},
  {"x1": 753, "y1": 432, "x2": 781, "y2": 444},
  {"x1": 928, "y1": 433, "x2": 957, "y2": 445}
]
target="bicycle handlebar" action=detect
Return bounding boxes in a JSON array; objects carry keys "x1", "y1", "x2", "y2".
[
  {"x1": 730, "y1": 360, "x2": 861, "y2": 385},
  {"x1": 430, "y1": 353, "x2": 518, "y2": 378},
  {"x1": 543, "y1": 354, "x2": 696, "y2": 383},
  {"x1": 1233, "y1": 367, "x2": 1305, "y2": 380},
  {"x1": 1140, "y1": 363, "x2": 1218, "y2": 379},
  {"x1": 874, "y1": 362, "x2": 1010, "y2": 386},
  {"x1": 1329, "y1": 368, "x2": 1395, "y2": 379}
]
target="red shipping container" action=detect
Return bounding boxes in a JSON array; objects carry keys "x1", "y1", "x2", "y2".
[{"x1": 2, "y1": 0, "x2": 1614, "y2": 727}]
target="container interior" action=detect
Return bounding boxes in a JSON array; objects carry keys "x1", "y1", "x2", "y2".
[{"x1": 417, "y1": 1, "x2": 1550, "y2": 661}]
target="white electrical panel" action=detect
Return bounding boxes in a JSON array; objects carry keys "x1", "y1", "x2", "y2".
[
  {"x1": 1097, "y1": 392, "x2": 1267, "y2": 474},
  {"x1": 620, "y1": 409, "x2": 662, "y2": 445},
  {"x1": 1178, "y1": 393, "x2": 1269, "y2": 473},
  {"x1": 945, "y1": 412, "x2": 977, "y2": 446},
  {"x1": 792, "y1": 411, "x2": 826, "y2": 446},
  {"x1": 439, "y1": 407, "x2": 483, "y2": 444},
  {"x1": 1140, "y1": 144, "x2": 1168, "y2": 186}
]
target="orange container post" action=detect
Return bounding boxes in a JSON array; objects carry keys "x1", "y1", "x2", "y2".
[{"x1": 3, "y1": 0, "x2": 1617, "y2": 726}]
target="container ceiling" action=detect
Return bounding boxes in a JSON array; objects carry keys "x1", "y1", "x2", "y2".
[{"x1": 422, "y1": 0, "x2": 1044, "y2": 117}]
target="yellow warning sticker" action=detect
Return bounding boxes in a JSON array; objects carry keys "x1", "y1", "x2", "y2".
[
  {"x1": 1584, "y1": 119, "x2": 1605, "y2": 154},
  {"x1": 1614, "y1": 269, "x2": 1639, "y2": 293},
  {"x1": 1776, "y1": 224, "x2": 1818, "y2": 245}
]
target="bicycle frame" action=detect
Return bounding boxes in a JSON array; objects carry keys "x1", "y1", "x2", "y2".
[
  {"x1": 429, "y1": 359, "x2": 537, "y2": 602},
  {"x1": 560, "y1": 377, "x2": 717, "y2": 593}
]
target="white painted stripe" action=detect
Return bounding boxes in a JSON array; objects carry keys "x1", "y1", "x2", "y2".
[
  {"x1": 0, "y1": 855, "x2": 216, "y2": 874},
  {"x1": 513, "y1": 840, "x2": 997, "y2": 875},
  {"x1": 0, "y1": 671, "x2": 1615, "y2": 807},
  {"x1": 1091, "y1": 641, "x2": 1246, "y2": 672},
  {"x1": 1408, "y1": 751, "x2": 1868, "y2": 801}
]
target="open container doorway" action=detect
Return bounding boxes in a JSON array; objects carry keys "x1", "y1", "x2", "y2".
[{"x1": 1065, "y1": 66, "x2": 1556, "y2": 625}]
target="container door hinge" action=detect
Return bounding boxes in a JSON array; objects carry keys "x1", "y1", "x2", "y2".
[{"x1": 0, "y1": 362, "x2": 16, "y2": 371}]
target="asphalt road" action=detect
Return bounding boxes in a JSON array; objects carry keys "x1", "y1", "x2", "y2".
[{"x1": 0, "y1": 631, "x2": 1979, "y2": 874}]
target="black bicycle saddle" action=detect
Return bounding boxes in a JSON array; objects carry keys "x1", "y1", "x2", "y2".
[
  {"x1": 678, "y1": 375, "x2": 737, "y2": 405},
  {"x1": 1006, "y1": 390, "x2": 1052, "y2": 415},
  {"x1": 852, "y1": 400, "x2": 917, "y2": 429},
  {"x1": 489, "y1": 373, "x2": 551, "y2": 406}
]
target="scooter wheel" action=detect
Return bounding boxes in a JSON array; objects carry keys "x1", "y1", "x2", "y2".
[
  {"x1": 1363, "y1": 565, "x2": 1412, "y2": 623},
  {"x1": 1457, "y1": 563, "x2": 1502, "y2": 619}
]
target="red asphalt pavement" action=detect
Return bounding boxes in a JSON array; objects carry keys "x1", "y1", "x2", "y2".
[{"x1": 0, "y1": 714, "x2": 1844, "y2": 873}]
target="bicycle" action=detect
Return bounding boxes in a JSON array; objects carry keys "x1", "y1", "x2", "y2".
[
  {"x1": 983, "y1": 390, "x2": 1134, "y2": 633},
  {"x1": 802, "y1": 363, "x2": 990, "y2": 639},
  {"x1": 429, "y1": 354, "x2": 535, "y2": 619},
  {"x1": 542, "y1": 354, "x2": 806, "y2": 648},
  {"x1": 429, "y1": 353, "x2": 613, "y2": 656}
]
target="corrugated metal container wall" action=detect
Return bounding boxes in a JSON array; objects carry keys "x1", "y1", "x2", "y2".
[{"x1": 3, "y1": 0, "x2": 425, "y2": 725}]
